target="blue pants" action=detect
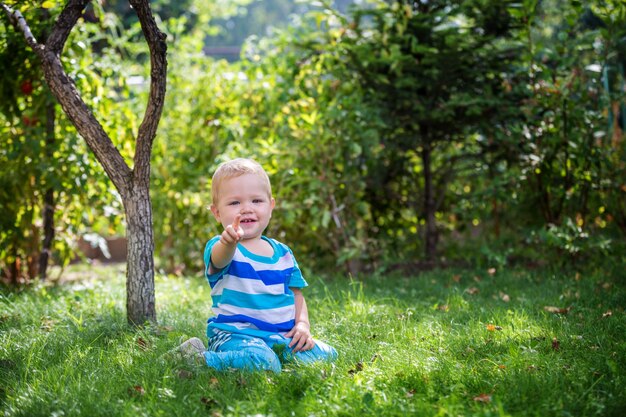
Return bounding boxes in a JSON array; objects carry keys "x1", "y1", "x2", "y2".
[{"x1": 203, "y1": 330, "x2": 337, "y2": 373}]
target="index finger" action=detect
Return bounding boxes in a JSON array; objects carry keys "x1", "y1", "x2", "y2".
[{"x1": 232, "y1": 214, "x2": 241, "y2": 230}]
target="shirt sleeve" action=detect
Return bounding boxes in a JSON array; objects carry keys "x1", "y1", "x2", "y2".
[
  {"x1": 204, "y1": 236, "x2": 229, "y2": 284},
  {"x1": 287, "y1": 247, "x2": 308, "y2": 289}
]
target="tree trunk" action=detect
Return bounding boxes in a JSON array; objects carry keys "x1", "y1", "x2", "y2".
[
  {"x1": 9, "y1": 249, "x2": 20, "y2": 285},
  {"x1": 422, "y1": 141, "x2": 437, "y2": 264},
  {"x1": 124, "y1": 184, "x2": 156, "y2": 325},
  {"x1": 39, "y1": 100, "x2": 56, "y2": 281}
]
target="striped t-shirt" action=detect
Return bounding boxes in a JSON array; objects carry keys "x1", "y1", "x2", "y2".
[{"x1": 203, "y1": 236, "x2": 308, "y2": 337}]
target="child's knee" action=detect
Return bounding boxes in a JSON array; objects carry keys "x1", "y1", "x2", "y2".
[
  {"x1": 321, "y1": 342, "x2": 338, "y2": 361},
  {"x1": 313, "y1": 340, "x2": 338, "y2": 361},
  {"x1": 293, "y1": 340, "x2": 338, "y2": 364},
  {"x1": 246, "y1": 346, "x2": 282, "y2": 373}
]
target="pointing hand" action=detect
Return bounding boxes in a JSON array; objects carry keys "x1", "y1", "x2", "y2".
[{"x1": 220, "y1": 214, "x2": 245, "y2": 246}]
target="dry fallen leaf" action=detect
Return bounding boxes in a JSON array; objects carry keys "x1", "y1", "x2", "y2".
[
  {"x1": 467, "y1": 287, "x2": 480, "y2": 295},
  {"x1": 552, "y1": 337, "x2": 560, "y2": 351},
  {"x1": 473, "y1": 393, "x2": 492, "y2": 403},
  {"x1": 201, "y1": 397, "x2": 218, "y2": 409},
  {"x1": 602, "y1": 310, "x2": 613, "y2": 318},
  {"x1": 437, "y1": 304, "x2": 450, "y2": 312},
  {"x1": 136, "y1": 337, "x2": 149, "y2": 350},
  {"x1": 500, "y1": 292, "x2": 511, "y2": 302},
  {"x1": 452, "y1": 274, "x2": 461, "y2": 283},
  {"x1": 40, "y1": 317, "x2": 56, "y2": 332},
  {"x1": 544, "y1": 306, "x2": 571, "y2": 315},
  {"x1": 128, "y1": 385, "x2": 145, "y2": 397},
  {"x1": 348, "y1": 361, "x2": 364, "y2": 375},
  {"x1": 487, "y1": 268, "x2": 496, "y2": 276},
  {"x1": 486, "y1": 324, "x2": 496, "y2": 332},
  {"x1": 177, "y1": 369, "x2": 193, "y2": 379}
]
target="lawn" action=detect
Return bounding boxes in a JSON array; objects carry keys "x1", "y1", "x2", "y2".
[{"x1": 1, "y1": 262, "x2": 625, "y2": 416}]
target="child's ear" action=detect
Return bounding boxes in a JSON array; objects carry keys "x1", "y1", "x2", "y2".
[
  {"x1": 210, "y1": 204, "x2": 220, "y2": 221},
  {"x1": 270, "y1": 198, "x2": 275, "y2": 210}
]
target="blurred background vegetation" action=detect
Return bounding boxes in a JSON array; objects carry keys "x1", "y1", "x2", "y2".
[{"x1": 1, "y1": 0, "x2": 625, "y2": 284}]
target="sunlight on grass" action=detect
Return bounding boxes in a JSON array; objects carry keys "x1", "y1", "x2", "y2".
[{"x1": 1, "y1": 263, "x2": 625, "y2": 416}]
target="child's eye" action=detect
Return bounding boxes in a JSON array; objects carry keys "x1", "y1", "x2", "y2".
[
  {"x1": 253, "y1": 199, "x2": 264, "y2": 204},
  {"x1": 228, "y1": 201, "x2": 239, "y2": 206}
]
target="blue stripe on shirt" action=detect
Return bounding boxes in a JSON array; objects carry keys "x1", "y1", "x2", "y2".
[
  {"x1": 221, "y1": 288, "x2": 294, "y2": 310},
  {"x1": 212, "y1": 314, "x2": 295, "y2": 333},
  {"x1": 229, "y1": 260, "x2": 293, "y2": 286},
  {"x1": 211, "y1": 294, "x2": 221, "y2": 307}
]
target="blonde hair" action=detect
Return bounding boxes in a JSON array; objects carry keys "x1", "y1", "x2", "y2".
[{"x1": 211, "y1": 158, "x2": 272, "y2": 204}]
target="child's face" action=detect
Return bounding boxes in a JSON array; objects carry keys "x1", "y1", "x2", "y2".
[{"x1": 210, "y1": 173, "x2": 275, "y2": 241}]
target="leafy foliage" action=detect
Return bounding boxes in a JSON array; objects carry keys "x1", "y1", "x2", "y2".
[
  {"x1": 0, "y1": 4, "x2": 126, "y2": 282},
  {"x1": 1, "y1": 0, "x2": 625, "y2": 280},
  {"x1": 473, "y1": 0, "x2": 626, "y2": 264}
]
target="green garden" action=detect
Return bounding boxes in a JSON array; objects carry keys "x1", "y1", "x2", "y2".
[{"x1": 1, "y1": 0, "x2": 625, "y2": 416}]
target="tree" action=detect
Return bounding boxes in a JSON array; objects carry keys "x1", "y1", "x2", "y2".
[
  {"x1": 291, "y1": 0, "x2": 516, "y2": 264},
  {"x1": 1, "y1": 0, "x2": 167, "y2": 325}
]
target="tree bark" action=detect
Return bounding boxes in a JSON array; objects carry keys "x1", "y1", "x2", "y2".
[
  {"x1": 125, "y1": 185, "x2": 156, "y2": 325},
  {"x1": 2, "y1": 0, "x2": 167, "y2": 325}
]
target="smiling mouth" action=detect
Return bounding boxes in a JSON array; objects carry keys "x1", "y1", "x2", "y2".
[{"x1": 240, "y1": 219, "x2": 256, "y2": 224}]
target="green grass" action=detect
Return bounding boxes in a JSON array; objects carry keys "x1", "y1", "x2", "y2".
[{"x1": 1, "y1": 263, "x2": 625, "y2": 416}]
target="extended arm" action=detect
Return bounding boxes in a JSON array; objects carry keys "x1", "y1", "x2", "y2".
[
  {"x1": 210, "y1": 214, "x2": 244, "y2": 271},
  {"x1": 285, "y1": 288, "x2": 315, "y2": 352}
]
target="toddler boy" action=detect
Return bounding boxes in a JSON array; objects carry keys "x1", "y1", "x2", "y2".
[{"x1": 179, "y1": 158, "x2": 337, "y2": 373}]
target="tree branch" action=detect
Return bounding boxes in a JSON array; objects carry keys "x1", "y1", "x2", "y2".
[
  {"x1": 129, "y1": 0, "x2": 167, "y2": 187},
  {"x1": 45, "y1": 0, "x2": 90, "y2": 55},
  {"x1": 0, "y1": 3, "x2": 40, "y2": 51}
]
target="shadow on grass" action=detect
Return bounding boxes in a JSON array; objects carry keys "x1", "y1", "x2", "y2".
[{"x1": 2, "y1": 263, "x2": 625, "y2": 416}]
